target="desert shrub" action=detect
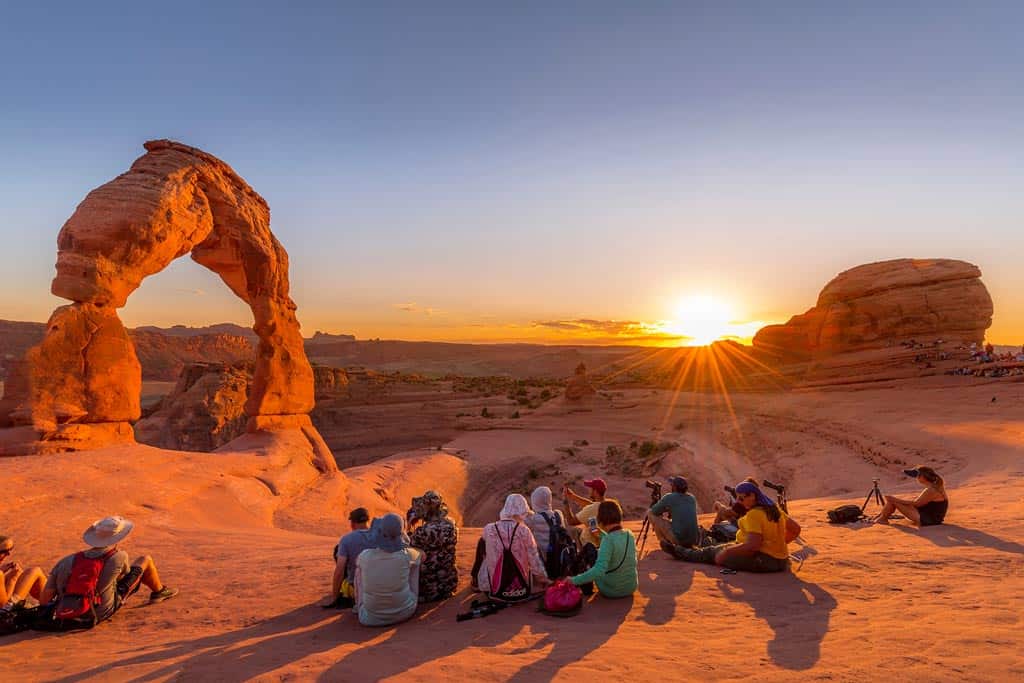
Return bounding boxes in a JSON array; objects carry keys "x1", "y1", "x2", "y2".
[{"x1": 638, "y1": 440, "x2": 657, "y2": 458}]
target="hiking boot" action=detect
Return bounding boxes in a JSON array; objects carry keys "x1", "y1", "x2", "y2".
[{"x1": 149, "y1": 586, "x2": 179, "y2": 604}]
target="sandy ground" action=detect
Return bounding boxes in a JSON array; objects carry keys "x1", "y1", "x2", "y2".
[{"x1": 1, "y1": 379, "x2": 1022, "y2": 681}]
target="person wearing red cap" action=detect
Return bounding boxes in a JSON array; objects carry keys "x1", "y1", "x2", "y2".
[{"x1": 562, "y1": 478, "x2": 608, "y2": 549}]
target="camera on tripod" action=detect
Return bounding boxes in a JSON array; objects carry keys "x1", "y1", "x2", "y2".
[
  {"x1": 644, "y1": 479, "x2": 662, "y2": 503},
  {"x1": 762, "y1": 478, "x2": 789, "y2": 513},
  {"x1": 723, "y1": 484, "x2": 737, "y2": 498}
]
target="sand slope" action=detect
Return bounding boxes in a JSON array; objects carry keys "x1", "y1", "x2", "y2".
[{"x1": 1, "y1": 380, "x2": 1022, "y2": 681}]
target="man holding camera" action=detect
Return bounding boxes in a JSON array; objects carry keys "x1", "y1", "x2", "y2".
[{"x1": 647, "y1": 476, "x2": 700, "y2": 549}]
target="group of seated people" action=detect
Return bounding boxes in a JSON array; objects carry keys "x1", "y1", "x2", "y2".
[
  {"x1": 1, "y1": 516, "x2": 178, "y2": 632},
  {"x1": 2, "y1": 466, "x2": 949, "y2": 634},
  {"x1": 329, "y1": 464, "x2": 950, "y2": 626}
]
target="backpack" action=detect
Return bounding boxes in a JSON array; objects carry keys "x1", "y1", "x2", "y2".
[
  {"x1": 51, "y1": 549, "x2": 117, "y2": 629},
  {"x1": 541, "y1": 578, "x2": 583, "y2": 615},
  {"x1": 540, "y1": 511, "x2": 576, "y2": 579},
  {"x1": 490, "y1": 523, "x2": 531, "y2": 603},
  {"x1": 827, "y1": 504, "x2": 865, "y2": 524}
]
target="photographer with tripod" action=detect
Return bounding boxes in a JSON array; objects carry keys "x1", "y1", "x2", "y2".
[{"x1": 646, "y1": 476, "x2": 700, "y2": 552}]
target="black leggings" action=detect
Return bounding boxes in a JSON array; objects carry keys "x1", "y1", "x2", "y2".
[
  {"x1": 675, "y1": 543, "x2": 789, "y2": 573},
  {"x1": 470, "y1": 538, "x2": 486, "y2": 581}
]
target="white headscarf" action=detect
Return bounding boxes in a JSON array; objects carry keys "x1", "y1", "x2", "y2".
[
  {"x1": 500, "y1": 493, "x2": 531, "y2": 522},
  {"x1": 530, "y1": 486, "x2": 553, "y2": 513}
]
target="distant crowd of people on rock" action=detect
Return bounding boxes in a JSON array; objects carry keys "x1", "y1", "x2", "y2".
[{"x1": 2, "y1": 465, "x2": 951, "y2": 634}]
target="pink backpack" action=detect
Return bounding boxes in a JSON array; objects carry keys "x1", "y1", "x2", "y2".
[{"x1": 543, "y1": 578, "x2": 583, "y2": 613}]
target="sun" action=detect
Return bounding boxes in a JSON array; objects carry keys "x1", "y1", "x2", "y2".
[{"x1": 669, "y1": 294, "x2": 736, "y2": 346}]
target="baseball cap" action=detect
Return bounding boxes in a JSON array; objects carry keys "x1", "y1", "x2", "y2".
[
  {"x1": 583, "y1": 478, "x2": 607, "y2": 496},
  {"x1": 903, "y1": 469, "x2": 920, "y2": 478},
  {"x1": 667, "y1": 476, "x2": 688, "y2": 492},
  {"x1": 348, "y1": 507, "x2": 370, "y2": 523}
]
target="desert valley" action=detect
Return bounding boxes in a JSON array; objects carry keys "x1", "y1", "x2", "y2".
[
  {"x1": 0, "y1": 141, "x2": 1021, "y2": 682},
  {"x1": 3, "y1": 5, "x2": 1024, "y2": 681}
]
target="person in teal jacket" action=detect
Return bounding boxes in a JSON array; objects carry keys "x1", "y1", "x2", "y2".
[{"x1": 569, "y1": 500, "x2": 637, "y2": 598}]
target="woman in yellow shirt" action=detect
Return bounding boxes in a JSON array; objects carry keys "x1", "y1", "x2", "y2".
[{"x1": 667, "y1": 481, "x2": 800, "y2": 573}]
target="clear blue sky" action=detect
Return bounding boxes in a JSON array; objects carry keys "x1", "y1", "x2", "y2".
[{"x1": 1, "y1": 1, "x2": 1021, "y2": 343}]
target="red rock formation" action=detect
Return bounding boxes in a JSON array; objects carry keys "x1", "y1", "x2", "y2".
[
  {"x1": 3, "y1": 140, "x2": 335, "y2": 470},
  {"x1": 564, "y1": 362, "x2": 597, "y2": 401},
  {"x1": 753, "y1": 259, "x2": 993, "y2": 361},
  {"x1": 312, "y1": 365, "x2": 349, "y2": 396},
  {"x1": 135, "y1": 363, "x2": 249, "y2": 451}
]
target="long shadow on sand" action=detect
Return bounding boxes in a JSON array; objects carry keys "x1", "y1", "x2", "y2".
[
  {"x1": 639, "y1": 548, "x2": 695, "y2": 626},
  {"x1": 895, "y1": 523, "x2": 1024, "y2": 554},
  {"x1": 317, "y1": 590, "x2": 634, "y2": 681},
  {"x1": 716, "y1": 569, "x2": 837, "y2": 671},
  {"x1": 49, "y1": 604, "x2": 372, "y2": 683}
]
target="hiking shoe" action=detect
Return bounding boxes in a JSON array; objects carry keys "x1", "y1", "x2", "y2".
[{"x1": 149, "y1": 586, "x2": 179, "y2": 604}]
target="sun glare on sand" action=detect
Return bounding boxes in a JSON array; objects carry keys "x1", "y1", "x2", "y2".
[{"x1": 666, "y1": 294, "x2": 741, "y2": 346}]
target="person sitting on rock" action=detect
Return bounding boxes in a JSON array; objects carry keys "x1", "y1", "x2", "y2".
[
  {"x1": 667, "y1": 481, "x2": 800, "y2": 573},
  {"x1": 563, "y1": 477, "x2": 608, "y2": 550},
  {"x1": 872, "y1": 465, "x2": 949, "y2": 527},
  {"x1": 408, "y1": 491, "x2": 459, "y2": 603},
  {"x1": 354, "y1": 513, "x2": 423, "y2": 626},
  {"x1": 647, "y1": 476, "x2": 700, "y2": 549},
  {"x1": 36, "y1": 516, "x2": 178, "y2": 630},
  {"x1": 471, "y1": 494, "x2": 549, "y2": 602},
  {"x1": 326, "y1": 507, "x2": 373, "y2": 608},
  {"x1": 569, "y1": 500, "x2": 637, "y2": 598},
  {"x1": 0, "y1": 535, "x2": 47, "y2": 610},
  {"x1": 525, "y1": 486, "x2": 573, "y2": 578},
  {"x1": 712, "y1": 476, "x2": 760, "y2": 525}
]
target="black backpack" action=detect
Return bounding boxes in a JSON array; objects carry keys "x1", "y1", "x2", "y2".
[
  {"x1": 540, "y1": 511, "x2": 576, "y2": 579},
  {"x1": 490, "y1": 523, "x2": 531, "y2": 603},
  {"x1": 827, "y1": 504, "x2": 865, "y2": 524}
]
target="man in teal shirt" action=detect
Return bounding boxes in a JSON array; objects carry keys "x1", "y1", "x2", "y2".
[{"x1": 647, "y1": 476, "x2": 699, "y2": 548}]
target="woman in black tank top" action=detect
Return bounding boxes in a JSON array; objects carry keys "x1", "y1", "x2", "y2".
[{"x1": 872, "y1": 465, "x2": 948, "y2": 527}]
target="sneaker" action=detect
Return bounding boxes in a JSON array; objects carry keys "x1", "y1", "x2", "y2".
[{"x1": 149, "y1": 586, "x2": 179, "y2": 604}]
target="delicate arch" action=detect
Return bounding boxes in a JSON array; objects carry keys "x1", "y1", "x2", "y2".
[{"x1": 7, "y1": 140, "x2": 334, "y2": 469}]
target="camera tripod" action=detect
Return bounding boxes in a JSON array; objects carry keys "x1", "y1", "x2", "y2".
[
  {"x1": 860, "y1": 478, "x2": 885, "y2": 513},
  {"x1": 636, "y1": 482, "x2": 662, "y2": 558}
]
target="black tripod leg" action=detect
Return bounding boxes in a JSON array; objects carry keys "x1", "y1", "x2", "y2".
[{"x1": 861, "y1": 489, "x2": 874, "y2": 513}]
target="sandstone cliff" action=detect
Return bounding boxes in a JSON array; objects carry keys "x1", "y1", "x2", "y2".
[
  {"x1": 135, "y1": 362, "x2": 249, "y2": 451},
  {"x1": 753, "y1": 259, "x2": 993, "y2": 361}
]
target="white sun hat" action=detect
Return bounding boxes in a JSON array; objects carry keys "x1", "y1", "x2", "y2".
[{"x1": 82, "y1": 516, "x2": 134, "y2": 548}]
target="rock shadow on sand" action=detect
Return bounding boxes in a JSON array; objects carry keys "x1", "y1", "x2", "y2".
[{"x1": 48, "y1": 604, "x2": 370, "y2": 683}]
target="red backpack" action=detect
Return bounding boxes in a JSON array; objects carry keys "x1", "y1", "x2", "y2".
[{"x1": 53, "y1": 549, "x2": 116, "y2": 627}]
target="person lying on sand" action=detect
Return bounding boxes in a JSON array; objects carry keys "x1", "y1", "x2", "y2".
[
  {"x1": 471, "y1": 494, "x2": 549, "y2": 602},
  {"x1": 667, "y1": 481, "x2": 800, "y2": 573},
  {"x1": 354, "y1": 513, "x2": 423, "y2": 626},
  {"x1": 647, "y1": 476, "x2": 700, "y2": 549},
  {"x1": 871, "y1": 466, "x2": 949, "y2": 526},
  {"x1": 327, "y1": 507, "x2": 372, "y2": 608},
  {"x1": 0, "y1": 535, "x2": 47, "y2": 610},
  {"x1": 408, "y1": 490, "x2": 459, "y2": 603},
  {"x1": 35, "y1": 516, "x2": 177, "y2": 631},
  {"x1": 563, "y1": 477, "x2": 608, "y2": 549},
  {"x1": 569, "y1": 500, "x2": 638, "y2": 598}
]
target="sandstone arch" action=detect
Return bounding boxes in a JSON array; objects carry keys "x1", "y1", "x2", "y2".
[{"x1": 5, "y1": 140, "x2": 335, "y2": 470}]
